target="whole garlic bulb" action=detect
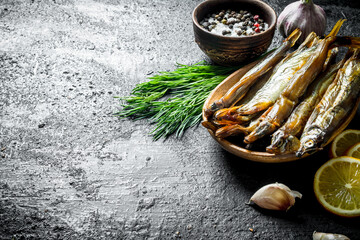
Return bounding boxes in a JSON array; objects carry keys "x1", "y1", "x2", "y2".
[
  {"x1": 277, "y1": 0, "x2": 326, "y2": 43},
  {"x1": 249, "y1": 183, "x2": 302, "y2": 211}
]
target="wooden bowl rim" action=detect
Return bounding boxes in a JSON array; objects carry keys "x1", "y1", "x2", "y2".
[{"x1": 192, "y1": 0, "x2": 277, "y2": 41}]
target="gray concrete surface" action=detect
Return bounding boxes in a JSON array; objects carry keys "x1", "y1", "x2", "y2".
[{"x1": 1, "y1": 0, "x2": 360, "y2": 239}]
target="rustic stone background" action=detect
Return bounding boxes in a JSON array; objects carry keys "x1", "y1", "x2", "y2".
[{"x1": 1, "y1": 0, "x2": 360, "y2": 239}]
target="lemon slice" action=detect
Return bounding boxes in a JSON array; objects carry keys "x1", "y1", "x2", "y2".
[
  {"x1": 314, "y1": 157, "x2": 360, "y2": 217},
  {"x1": 330, "y1": 129, "x2": 360, "y2": 158},
  {"x1": 345, "y1": 142, "x2": 360, "y2": 159}
]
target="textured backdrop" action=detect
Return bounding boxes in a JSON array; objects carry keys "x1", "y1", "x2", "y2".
[{"x1": 1, "y1": 0, "x2": 360, "y2": 239}]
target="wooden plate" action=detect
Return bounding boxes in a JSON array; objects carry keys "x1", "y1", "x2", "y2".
[{"x1": 202, "y1": 61, "x2": 360, "y2": 163}]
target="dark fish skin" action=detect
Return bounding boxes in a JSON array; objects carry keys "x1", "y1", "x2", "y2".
[
  {"x1": 211, "y1": 32, "x2": 318, "y2": 127},
  {"x1": 297, "y1": 49, "x2": 360, "y2": 157},
  {"x1": 267, "y1": 50, "x2": 342, "y2": 154},
  {"x1": 244, "y1": 20, "x2": 346, "y2": 145}
]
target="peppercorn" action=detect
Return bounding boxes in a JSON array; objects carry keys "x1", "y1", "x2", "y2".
[
  {"x1": 222, "y1": 30, "x2": 231, "y2": 35},
  {"x1": 200, "y1": 9, "x2": 268, "y2": 37},
  {"x1": 227, "y1": 18, "x2": 236, "y2": 24}
]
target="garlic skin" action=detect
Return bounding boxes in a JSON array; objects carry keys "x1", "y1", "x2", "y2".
[
  {"x1": 277, "y1": 0, "x2": 326, "y2": 43},
  {"x1": 313, "y1": 231, "x2": 350, "y2": 240},
  {"x1": 249, "y1": 183, "x2": 302, "y2": 211}
]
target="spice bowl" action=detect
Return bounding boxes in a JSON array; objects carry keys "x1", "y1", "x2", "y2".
[{"x1": 192, "y1": 0, "x2": 277, "y2": 66}]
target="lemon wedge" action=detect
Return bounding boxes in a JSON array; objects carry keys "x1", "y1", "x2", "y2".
[
  {"x1": 314, "y1": 156, "x2": 360, "y2": 217},
  {"x1": 330, "y1": 129, "x2": 360, "y2": 158},
  {"x1": 345, "y1": 142, "x2": 360, "y2": 159}
]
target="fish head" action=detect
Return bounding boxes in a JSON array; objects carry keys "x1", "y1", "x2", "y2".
[
  {"x1": 204, "y1": 99, "x2": 226, "y2": 119},
  {"x1": 245, "y1": 121, "x2": 277, "y2": 144},
  {"x1": 210, "y1": 98, "x2": 226, "y2": 112},
  {"x1": 267, "y1": 131, "x2": 300, "y2": 154},
  {"x1": 267, "y1": 130, "x2": 287, "y2": 154},
  {"x1": 296, "y1": 128, "x2": 324, "y2": 157},
  {"x1": 213, "y1": 109, "x2": 237, "y2": 125}
]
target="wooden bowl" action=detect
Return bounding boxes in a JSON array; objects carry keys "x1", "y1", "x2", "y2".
[
  {"x1": 202, "y1": 62, "x2": 360, "y2": 163},
  {"x1": 192, "y1": 0, "x2": 277, "y2": 66}
]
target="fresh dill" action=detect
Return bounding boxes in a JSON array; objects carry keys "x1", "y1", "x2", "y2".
[
  {"x1": 116, "y1": 48, "x2": 275, "y2": 140},
  {"x1": 115, "y1": 61, "x2": 239, "y2": 140}
]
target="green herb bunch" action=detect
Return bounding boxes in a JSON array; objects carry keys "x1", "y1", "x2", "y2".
[{"x1": 115, "y1": 62, "x2": 239, "y2": 140}]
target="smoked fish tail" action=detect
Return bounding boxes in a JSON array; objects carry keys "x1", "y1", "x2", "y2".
[
  {"x1": 286, "y1": 28, "x2": 302, "y2": 47},
  {"x1": 327, "y1": 19, "x2": 346, "y2": 38}
]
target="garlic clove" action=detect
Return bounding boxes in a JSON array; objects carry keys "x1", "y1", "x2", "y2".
[
  {"x1": 313, "y1": 231, "x2": 350, "y2": 240},
  {"x1": 249, "y1": 183, "x2": 302, "y2": 211}
]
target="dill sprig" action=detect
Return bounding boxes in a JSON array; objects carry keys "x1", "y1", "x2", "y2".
[{"x1": 115, "y1": 61, "x2": 239, "y2": 140}]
